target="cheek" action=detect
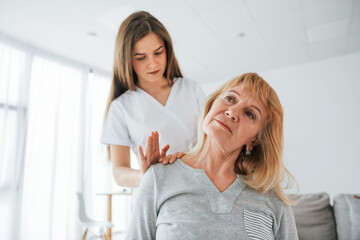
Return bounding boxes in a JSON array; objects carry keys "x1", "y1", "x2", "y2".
[
  {"x1": 202, "y1": 114, "x2": 226, "y2": 140},
  {"x1": 202, "y1": 107, "x2": 219, "y2": 133},
  {"x1": 161, "y1": 54, "x2": 167, "y2": 68},
  {"x1": 201, "y1": 115, "x2": 211, "y2": 134},
  {"x1": 132, "y1": 61, "x2": 143, "y2": 75}
]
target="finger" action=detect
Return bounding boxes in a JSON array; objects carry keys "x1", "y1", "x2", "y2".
[
  {"x1": 154, "y1": 131, "x2": 159, "y2": 154},
  {"x1": 138, "y1": 145, "x2": 145, "y2": 162},
  {"x1": 139, "y1": 146, "x2": 149, "y2": 175},
  {"x1": 177, "y1": 152, "x2": 185, "y2": 159},
  {"x1": 169, "y1": 154, "x2": 177, "y2": 164},
  {"x1": 146, "y1": 135, "x2": 152, "y2": 165},
  {"x1": 149, "y1": 131, "x2": 158, "y2": 164},
  {"x1": 162, "y1": 156, "x2": 170, "y2": 165},
  {"x1": 150, "y1": 133, "x2": 156, "y2": 162},
  {"x1": 160, "y1": 144, "x2": 170, "y2": 158},
  {"x1": 160, "y1": 144, "x2": 170, "y2": 153},
  {"x1": 145, "y1": 135, "x2": 151, "y2": 153}
]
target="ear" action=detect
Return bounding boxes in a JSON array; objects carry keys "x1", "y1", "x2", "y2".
[
  {"x1": 248, "y1": 136, "x2": 259, "y2": 146},
  {"x1": 251, "y1": 139, "x2": 260, "y2": 147},
  {"x1": 245, "y1": 143, "x2": 253, "y2": 152}
]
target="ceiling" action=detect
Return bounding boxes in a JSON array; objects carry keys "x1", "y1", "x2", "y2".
[{"x1": 0, "y1": 0, "x2": 359, "y2": 83}]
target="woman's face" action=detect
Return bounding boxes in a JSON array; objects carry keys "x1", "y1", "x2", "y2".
[
  {"x1": 202, "y1": 84, "x2": 269, "y2": 153},
  {"x1": 131, "y1": 32, "x2": 167, "y2": 85}
]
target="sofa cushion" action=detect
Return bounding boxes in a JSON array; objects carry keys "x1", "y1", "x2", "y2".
[
  {"x1": 289, "y1": 192, "x2": 337, "y2": 240},
  {"x1": 334, "y1": 194, "x2": 360, "y2": 240}
]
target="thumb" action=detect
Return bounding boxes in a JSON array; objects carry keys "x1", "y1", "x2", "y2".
[
  {"x1": 160, "y1": 144, "x2": 170, "y2": 158},
  {"x1": 138, "y1": 145, "x2": 145, "y2": 162},
  {"x1": 139, "y1": 145, "x2": 149, "y2": 176}
]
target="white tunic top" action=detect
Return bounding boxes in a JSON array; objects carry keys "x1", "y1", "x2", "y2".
[{"x1": 101, "y1": 78, "x2": 205, "y2": 161}]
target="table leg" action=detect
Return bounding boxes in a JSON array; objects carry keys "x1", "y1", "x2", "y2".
[{"x1": 107, "y1": 195, "x2": 112, "y2": 240}]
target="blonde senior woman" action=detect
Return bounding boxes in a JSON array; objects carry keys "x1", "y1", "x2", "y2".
[{"x1": 126, "y1": 73, "x2": 298, "y2": 240}]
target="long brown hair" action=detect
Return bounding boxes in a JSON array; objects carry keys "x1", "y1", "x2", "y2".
[
  {"x1": 189, "y1": 73, "x2": 297, "y2": 205},
  {"x1": 105, "y1": 11, "x2": 183, "y2": 117}
]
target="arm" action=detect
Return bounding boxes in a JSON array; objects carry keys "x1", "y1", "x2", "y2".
[
  {"x1": 110, "y1": 145, "x2": 141, "y2": 188},
  {"x1": 103, "y1": 101, "x2": 141, "y2": 187},
  {"x1": 126, "y1": 167, "x2": 158, "y2": 240},
  {"x1": 275, "y1": 204, "x2": 299, "y2": 240}
]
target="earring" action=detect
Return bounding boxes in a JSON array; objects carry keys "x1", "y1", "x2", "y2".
[{"x1": 245, "y1": 150, "x2": 251, "y2": 156}]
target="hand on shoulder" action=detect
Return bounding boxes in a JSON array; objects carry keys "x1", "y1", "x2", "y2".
[
  {"x1": 159, "y1": 152, "x2": 185, "y2": 165},
  {"x1": 139, "y1": 131, "x2": 176, "y2": 175}
]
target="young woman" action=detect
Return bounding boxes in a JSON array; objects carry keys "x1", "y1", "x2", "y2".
[
  {"x1": 101, "y1": 11, "x2": 205, "y2": 188},
  {"x1": 127, "y1": 73, "x2": 298, "y2": 239}
]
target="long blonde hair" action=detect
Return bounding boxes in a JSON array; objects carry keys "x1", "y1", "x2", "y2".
[
  {"x1": 105, "y1": 11, "x2": 183, "y2": 117},
  {"x1": 189, "y1": 73, "x2": 296, "y2": 205}
]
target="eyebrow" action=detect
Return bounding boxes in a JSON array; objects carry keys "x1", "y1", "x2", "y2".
[
  {"x1": 133, "y1": 46, "x2": 164, "y2": 56},
  {"x1": 227, "y1": 90, "x2": 263, "y2": 117},
  {"x1": 250, "y1": 105, "x2": 262, "y2": 117}
]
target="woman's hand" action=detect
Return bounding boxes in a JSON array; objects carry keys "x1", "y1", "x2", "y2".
[
  {"x1": 159, "y1": 152, "x2": 185, "y2": 165},
  {"x1": 138, "y1": 131, "x2": 170, "y2": 176}
]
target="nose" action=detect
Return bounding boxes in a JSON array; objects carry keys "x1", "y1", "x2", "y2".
[
  {"x1": 148, "y1": 56, "x2": 158, "y2": 70},
  {"x1": 225, "y1": 109, "x2": 239, "y2": 122}
]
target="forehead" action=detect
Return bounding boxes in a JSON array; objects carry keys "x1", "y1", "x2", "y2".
[
  {"x1": 224, "y1": 84, "x2": 254, "y2": 99},
  {"x1": 132, "y1": 32, "x2": 164, "y2": 52}
]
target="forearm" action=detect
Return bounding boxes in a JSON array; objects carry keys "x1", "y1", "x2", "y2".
[{"x1": 112, "y1": 166, "x2": 142, "y2": 188}]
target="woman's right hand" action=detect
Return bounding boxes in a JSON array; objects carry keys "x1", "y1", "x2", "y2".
[{"x1": 138, "y1": 131, "x2": 170, "y2": 176}]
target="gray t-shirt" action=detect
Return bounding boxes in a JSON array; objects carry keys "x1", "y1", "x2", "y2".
[{"x1": 126, "y1": 159, "x2": 298, "y2": 240}]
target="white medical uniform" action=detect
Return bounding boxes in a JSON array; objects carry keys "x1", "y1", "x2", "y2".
[{"x1": 101, "y1": 78, "x2": 205, "y2": 162}]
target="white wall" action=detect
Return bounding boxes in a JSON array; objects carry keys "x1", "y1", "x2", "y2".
[{"x1": 201, "y1": 52, "x2": 360, "y2": 200}]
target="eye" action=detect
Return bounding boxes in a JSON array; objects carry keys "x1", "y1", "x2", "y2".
[
  {"x1": 155, "y1": 51, "x2": 163, "y2": 55},
  {"x1": 246, "y1": 111, "x2": 256, "y2": 120},
  {"x1": 136, "y1": 57, "x2": 145, "y2": 61},
  {"x1": 225, "y1": 95, "x2": 235, "y2": 103}
]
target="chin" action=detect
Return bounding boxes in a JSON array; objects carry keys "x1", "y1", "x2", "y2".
[
  {"x1": 143, "y1": 77, "x2": 162, "y2": 83},
  {"x1": 203, "y1": 126, "x2": 228, "y2": 144}
]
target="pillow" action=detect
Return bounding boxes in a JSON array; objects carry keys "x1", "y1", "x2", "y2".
[
  {"x1": 334, "y1": 194, "x2": 360, "y2": 240},
  {"x1": 289, "y1": 192, "x2": 337, "y2": 240}
]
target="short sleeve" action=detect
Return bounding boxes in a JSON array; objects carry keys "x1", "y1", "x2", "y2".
[
  {"x1": 275, "y1": 204, "x2": 299, "y2": 240},
  {"x1": 126, "y1": 167, "x2": 157, "y2": 240},
  {"x1": 101, "y1": 100, "x2": 131, "y2": 146},
  {"x1": 196, "y1": 81, "x2": 206, "y2": 113},
  {"x1": 188, "y1": 79, "x2": 206, "y2": 114}
]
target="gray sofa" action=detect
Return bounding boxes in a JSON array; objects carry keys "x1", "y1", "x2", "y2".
[{"x1": 289, "y1": 193, "x2": 360, "y2": 240}]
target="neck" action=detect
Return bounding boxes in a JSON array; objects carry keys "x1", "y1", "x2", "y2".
[
  {"x1": 184, "y1": 138, "x2": 240, "y2": 178},
  {"x1": 137, "y1": 77, "x2": 170, "y2": 96}
]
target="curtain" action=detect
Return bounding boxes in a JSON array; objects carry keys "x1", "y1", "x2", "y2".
[
  {"x1": 0, "y1": 41, "x2": 29, "y2": 240},
  {"x1": 20, "y1": 56, "x2": 83, "y2": 239},
  {"x1": 0, "y1": 35, "x2": 131, "y2": 240},
  {"x1": 83, "y1": 71, "x2": 112, "y2": 222},
  {"x1": 85, "y1": 72, "x2": 133, "y2": 236}
]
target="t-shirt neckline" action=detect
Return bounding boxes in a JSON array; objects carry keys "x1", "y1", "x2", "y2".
[
  {"x1": 135, "y1": 78, "x2": 179, "y2": 108},
  {"x1": 175, "y1": 158, "x2": 247, "y2": 213}
]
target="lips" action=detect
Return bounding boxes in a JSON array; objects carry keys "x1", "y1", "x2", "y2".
[
  {"x1": 148, "y1": 70, "x2": 160, "y2": 75},
  {"x1": 214, "y1": 119, "x2": 232, "y2": 133}
]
